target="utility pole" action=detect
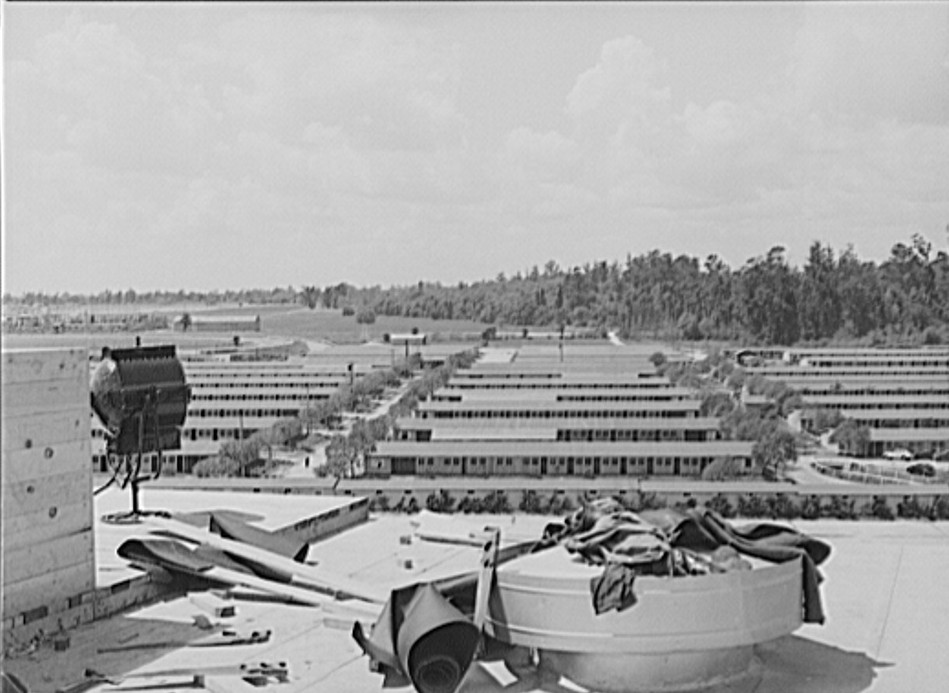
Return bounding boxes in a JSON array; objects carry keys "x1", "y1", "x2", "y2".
[
  {"x1": 238, "y1": 410, "x2": 245, "y2": 478},
  {"x1": 304, "y1": 383, "x2": 311, "y2": 436}
]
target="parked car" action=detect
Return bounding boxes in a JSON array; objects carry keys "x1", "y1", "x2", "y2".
[
  {"x1": 883, "y1": 448, "x2": 913, "y2": 461},
  {"x1": 907, "y1": 462, "x2": 936, "y2": 478}
]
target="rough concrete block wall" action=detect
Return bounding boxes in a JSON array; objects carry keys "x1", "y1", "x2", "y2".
[{"x1": 2, "y1": 349, "x2": 95, "y2": 621}]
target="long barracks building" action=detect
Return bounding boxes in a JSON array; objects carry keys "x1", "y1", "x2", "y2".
[
  {"x1": 446, "y1": 374, "x2": 672, "y2": 389},
  {"x1": 92, "y1": 348, "x2": 402, "y2": 474},
  {"x1": 368, "y1": 440, "x2": 753, "y2": 477},
  {"x1": 369, "y1": 344, "x2": 748, "y2": 479},
  {"x1": 394, "y1": 416, "x2": 724, "y2": 443},
  {"x1": 430, "y1": 386, "x2": 695, "y2": 403},
  {"x1": 415, "y1": 399, "x2": 702, "y2": 420},
  {"x1": 742, "y1": 346, "x2": 949, "y2": 458}
]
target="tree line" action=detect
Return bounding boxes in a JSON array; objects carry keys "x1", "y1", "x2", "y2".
[
  {"x1": 8, "y1": 234, "x2": 947, "y2": 347},
  {"x1": 309, "y1": 234, "x2": 949, "y2": 346},
  {"x1": 3, "y1": 286, "x2": 299, "y2": 308}
]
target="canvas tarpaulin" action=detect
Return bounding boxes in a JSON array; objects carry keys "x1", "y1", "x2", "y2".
[{"x1": 539, "y1": 501, "x2": 831, "y2": 622}]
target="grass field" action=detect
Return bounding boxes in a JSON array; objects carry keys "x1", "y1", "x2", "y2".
[
  {"x1": 0, "y1": 331, "x2": 242, "y2": 352},
  {"x1": 259, "y1": 307, "x2": 491, "y2": 343},
  {"x1": 2, "y1": 303, "x2": 495, "y2": 349}
]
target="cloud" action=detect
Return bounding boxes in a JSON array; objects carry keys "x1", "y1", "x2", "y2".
[
  {"x1": 566, "y1": 36, "x2": 670, "y2": 121},
  {"x1": 207, "y1": 11, "x2": 467, "y2": 152},
  {"x1": 10, "y1": 18, "x2": 222, "y2": 177},
  {"x1": 5, "y1": 8, "x2": 949, "y2": 293},
  {"x1": 497, "y1": 127, "x2": 580, "y2": 184},
  {"x1": 680, "y1": 100, "x2": 761, "y2": 148},
  {"x1": 788, "y1": 3, "x2": 949, "y2": 124}
]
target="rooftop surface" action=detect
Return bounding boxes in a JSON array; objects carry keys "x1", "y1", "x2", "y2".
[
  {"x1": 92, "y1": 488, "x2": 360, "y2": 588},
  {"x1": 4, "y1": 491, "x2": 949, "y2": 693},
  {"x1": 373, "y1": 440, "x2": 754, "y2": 457}
]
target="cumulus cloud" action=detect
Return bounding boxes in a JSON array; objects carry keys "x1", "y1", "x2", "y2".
[
  {"x1": 566, "y1": 37, "x2": 669, "y2": 121},
  {"x1": 5, "y1": 6, "x2": 949, "y2": 292}
]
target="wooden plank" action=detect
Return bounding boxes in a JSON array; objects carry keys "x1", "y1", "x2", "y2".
[
  {"x1": 1, "y1": 349, "x2": 88, "y2": 385},
  {"x1": 2, "y1": 559, "x2": 95, "y2": 615},
  {"x1": 1, "y1": 498, "x2": 93, "y2": 551},
  {"x1": 1, "y1": 408, "x2": 90, "y2": 453},
  {"x1": 473, "y1": 527, "x2": 501, "y2": 630},
  {"x1": 1, "y1": 379, "x2": 89, "y2": 417},
  {"x1": 2, "y1": 469, "x2": 92, "y2": 519},
  {"x1": 2, "y1": 530, "x2": 95, "y2": 585},
  {"x1": 1, "y1": 439, "x2": 92, "y2": 481}
]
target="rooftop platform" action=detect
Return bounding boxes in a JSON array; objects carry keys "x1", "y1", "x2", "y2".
[
  {"x1": 5, "y1": 515, "x2": 948, "y2": 692},
  {"x1": 92, "y1": 489, "x2": 369, "y2": 589}
]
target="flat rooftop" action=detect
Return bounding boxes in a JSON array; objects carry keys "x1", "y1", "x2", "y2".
[
  {"x1": 92, "y1": 488, "x2": 363, "y2": 589},
  {"x1": 5, "y1": 509, "x2": 949, "y2": 693}
]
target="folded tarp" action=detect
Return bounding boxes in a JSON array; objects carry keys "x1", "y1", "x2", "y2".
[
  {"x1": 117, "y1": 537, "x2": 294, "y2": 584},
  {"x1": 541, "y1": 500, "x2": 831, "y2": 623},
  {"x1": 118, "y1": 538, "x2": 217, "y2": 576},
  {"x1": 352, "y1": 539, "x2": 537, "y2": 693},
  {"x1": 208, "y1": 511, "x2": 309, "y2": 563}
]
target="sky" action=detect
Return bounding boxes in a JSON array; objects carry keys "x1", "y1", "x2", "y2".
[{"x1": 3, "y1": 2, "x2": 949, "y2": 295}]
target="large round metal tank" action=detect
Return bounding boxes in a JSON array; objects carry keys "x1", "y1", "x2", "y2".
[{"x1": 485, "y1": 546, "x2": 803, "y2": 692}]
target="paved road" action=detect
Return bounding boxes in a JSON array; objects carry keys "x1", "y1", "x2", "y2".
[{"x1": 786, "y1": 456, "x2": 858, "y2": 485}]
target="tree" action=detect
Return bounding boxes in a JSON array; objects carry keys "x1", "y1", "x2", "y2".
[
  {"x1": 299, "y1": 286, "x2": 320, "y2": 309},
  {"x1": 325, "y1": 435, "x2": 358, "y2": 484},
  {"x1": 701, "y1": 457, "x2": 745, "y2": 481},
  {"x1": 700, "y1": 391, "x2": 737, "y2": 418},
  {"x1": 738, "y1": 247, "x2": 800, "y2": 345},
  {"x1": 752, "y1": 425, "x2": 798, "y2": 479},
  {"x1": 193, "y1": 456, "x2": 240, "y2": 477},
  {"x1": 301, "y1": 400, "x2": 334, "y2": 433},
  {"x1": 356, "y1": 308, "x2": 376, "y2": 324},
  {"x1": 799, "y1": 242, "x2": 841, "y2": 341},
  {"x1": 830, "y1": 419, "x2": 871, "y2": 458},
  {"x1": 806, "y1": 408, "x2": 844, "y2": 434},
  {"x1": 217, "y1": 438, "x2": 262, "y2": 477},
  {"x1": 649, "y1": 352, "x2": 667, "y2": 369}
]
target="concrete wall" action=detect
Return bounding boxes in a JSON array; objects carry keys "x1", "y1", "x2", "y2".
[
  {"x1": 2, "y1": 349, "x2": 95, "y2": 634},
  {"x1": 278, "y1": 496, "x2": 370, "y2": 544}
]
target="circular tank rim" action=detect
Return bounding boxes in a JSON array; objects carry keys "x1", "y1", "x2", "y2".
[{"x1": 486, "y1": 551, "x2": 803, "y2": 653}]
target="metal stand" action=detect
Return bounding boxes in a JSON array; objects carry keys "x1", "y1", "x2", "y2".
[{"x1": 99, "y1": 389, "x2": 171, "y2": 525}]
